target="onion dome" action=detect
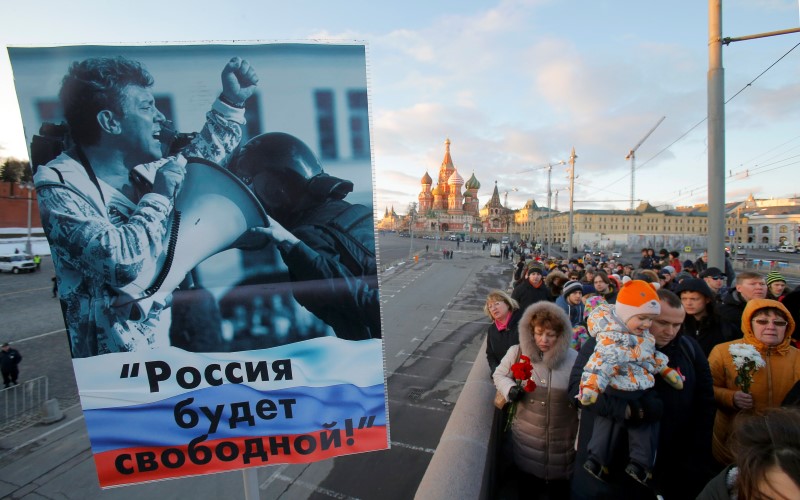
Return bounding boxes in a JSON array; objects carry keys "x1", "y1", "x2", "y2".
[
  {"x1": 447, "y1": 169, "x2": 464, "y2": 187},
  {"x1": 421, "y1": 171, "x2": 432, "y2": 185},
  {"x1": 465, "y1": 172, "x2": 480, "y2": 190}
]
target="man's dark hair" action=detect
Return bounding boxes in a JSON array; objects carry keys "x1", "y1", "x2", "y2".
[
  {"x1": 656, "y1": 288, "x2": 682, "y2": 309},
  {"x1": 59, "y1": 57, "x2": 154, "y2": 146}
]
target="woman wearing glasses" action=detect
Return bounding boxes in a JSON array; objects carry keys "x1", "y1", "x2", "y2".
[{"x1": 708, "y1": 299, "x2": 800, "y2": 465}]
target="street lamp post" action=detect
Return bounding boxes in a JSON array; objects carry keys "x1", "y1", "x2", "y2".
[
  {"x1": 567, "y1": 148, "x2": 577, "y2": 260},
  {"x1": 546, "y1": 160, "x2": 564, "y2": 258},
  {"x1": 706, "y1": 1, "x2": 800, "y2": 268},
  {"x1": 708, "y1": 0, "x2": 725, "y2": 270}
]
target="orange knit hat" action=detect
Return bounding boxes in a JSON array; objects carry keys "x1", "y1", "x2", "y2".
[{"x1": 614, "y1": 279, "x2": 660, "y2": 323}]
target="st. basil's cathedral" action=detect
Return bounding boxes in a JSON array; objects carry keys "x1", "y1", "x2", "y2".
[{"x1": 378, "y1": 139, "x2": 511, "y2": 237}]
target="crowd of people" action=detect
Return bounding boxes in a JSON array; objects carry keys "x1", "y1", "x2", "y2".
[{"x1": 486, "y1": 246, "x2": 800, "y2": 499}]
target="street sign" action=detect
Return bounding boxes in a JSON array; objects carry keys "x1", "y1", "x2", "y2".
[{"x1": 684, "y1": 246, "x2": 692, "y2": 253}]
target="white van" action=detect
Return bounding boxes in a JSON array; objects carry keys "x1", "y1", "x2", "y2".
[
  {"x1": 0, "y1": 254, "x2": 36, "y2": 274},
  {"x1": 779, "y1": 244, "x2": 797, "y2": 253},
  {"x1": 489, "y1": 243, "x2": 502, "y2": 257}
]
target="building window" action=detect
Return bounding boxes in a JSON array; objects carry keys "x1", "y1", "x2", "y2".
[
  {"x1": 761, "y1": 226, "x2": 770, "y2": 234},
  {"x1": 314, "y1": 89, "x2": 337, "y2": 160},
  {"x1": 779, "y1": 225, "x2": 788, "y2": 234},
  {"x1": 347, "y1": 90, "x2": 370, "y2": 159}
]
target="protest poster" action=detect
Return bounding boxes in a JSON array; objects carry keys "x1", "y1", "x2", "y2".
[{"x1": 8, "y1": 42, "x2": 387, "y2": 487}]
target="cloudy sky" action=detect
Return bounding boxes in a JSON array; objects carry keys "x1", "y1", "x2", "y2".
[{"x1": 1, "y1": 0, "x2": 798, "y2": 213}]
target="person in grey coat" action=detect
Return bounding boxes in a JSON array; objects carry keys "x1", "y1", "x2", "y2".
[{"x1": 493, "y1": 301, "x2": 579, "y2": 498}]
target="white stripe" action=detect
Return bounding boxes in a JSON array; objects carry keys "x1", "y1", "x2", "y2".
[{"x1": 74, "y1": 337, "x2": 385, "y2": 409}]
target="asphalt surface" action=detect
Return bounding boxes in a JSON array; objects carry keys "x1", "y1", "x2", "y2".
[{"x1": 0, "y1": 237, "x2": 512, "y2": 499}]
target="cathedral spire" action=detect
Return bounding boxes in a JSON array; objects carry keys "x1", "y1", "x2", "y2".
[
  {"x1": 489, "y1": 181, "x2": 502, "y2": 207},
  {"x1": 441, "y1": 138, "x2": 454, "y2": 171}
]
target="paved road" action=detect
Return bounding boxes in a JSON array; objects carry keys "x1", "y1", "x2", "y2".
[{"x1": 0, "y1": 238, "x2": 511, "y2": 499}]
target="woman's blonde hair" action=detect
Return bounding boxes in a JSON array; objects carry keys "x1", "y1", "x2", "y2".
[{"x1": 484, "y1": 289, "x2": 519, "y2": 318}]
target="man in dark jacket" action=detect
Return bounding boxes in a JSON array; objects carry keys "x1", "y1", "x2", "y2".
[
  {"x1": 511, "y1": 262, "x2": 550, "y2": 312},
  {"x1": 639, "y1": 248, "x2": 655, "y2": 270},
  {"x1": 1, "y1": 343, "x2": 22, "y2": 388},
  {"x1": 716, "y1": 271, "x2": 767, "y2": 340},
  {"x1": 675, "y1": 278, "x2": 734, "y2": 357},
  {"x1": 231, "y1": 132, "x2": 380, "y2": 341},
  {"x1": 699, "y1": 266, "x2": 727, "y2": 301},
  {"x1": 569, "y1": 289, "x2": 716, "y2": 499}
]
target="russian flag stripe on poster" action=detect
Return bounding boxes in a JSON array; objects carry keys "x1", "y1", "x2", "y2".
[{"x1": 73, "y1": 337, "x2": 388, "y2": 487}]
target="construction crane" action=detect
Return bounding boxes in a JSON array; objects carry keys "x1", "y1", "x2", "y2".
[{"x1": 625, "y1": 116, "x2": 665, "y2": 210}]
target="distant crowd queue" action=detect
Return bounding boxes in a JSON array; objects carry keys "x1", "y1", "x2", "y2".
[{"x1": 485, "y1": 246, "x2": 800, "y2": 499}]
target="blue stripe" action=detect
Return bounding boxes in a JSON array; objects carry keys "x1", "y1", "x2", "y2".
[{"x1": 85, "y1": 383, "x2": 386, "y2": 453}]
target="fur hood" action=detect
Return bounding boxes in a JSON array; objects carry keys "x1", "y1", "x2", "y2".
[
  {"x1": 518, "y1": 301, "x2": 572, "y2": 370},
  {"x1": 545, "y1": 269, "x2": 568, "y2": 289},
  {"x1": 544, "y1": 269, "x2": 569, "y2": 297}
]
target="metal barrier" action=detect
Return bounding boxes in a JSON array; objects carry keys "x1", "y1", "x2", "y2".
[{"x1": 0, "y1": 376, "x2": 49, "y2": 434}]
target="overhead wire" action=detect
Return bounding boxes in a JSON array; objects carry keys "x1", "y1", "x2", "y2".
[{"x1": 586, "y1": 39, "x2": 800, "y2": 202}]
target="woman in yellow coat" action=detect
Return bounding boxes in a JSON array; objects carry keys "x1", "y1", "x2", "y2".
[{"x1": 708, "y1": 298, "x2": 799, "y2": 465}]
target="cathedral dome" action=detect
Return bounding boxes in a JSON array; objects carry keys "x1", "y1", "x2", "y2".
[
  {"x1": 421, "y1": 171, "x2": 432, "y2": 185},
  {"x1": 447, "y1": 169, "x2": 464, "y2": 186},
  {"x1": 465, "y1": 172, "x2": 481, "y2": 190}
]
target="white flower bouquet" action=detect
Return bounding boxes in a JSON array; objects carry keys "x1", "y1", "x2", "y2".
[{"x1": 729, "y1": 343, "x2": 765, "y2": 394}]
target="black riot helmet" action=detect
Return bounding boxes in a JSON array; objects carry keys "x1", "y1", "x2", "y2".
[{"x1": 229, "y1": 132, "x2": 353, "y2": 225}]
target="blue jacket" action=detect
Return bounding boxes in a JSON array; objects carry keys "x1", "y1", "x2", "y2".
[{"x1": 555, "y1": 295, "x2": 584, "y2": 328}]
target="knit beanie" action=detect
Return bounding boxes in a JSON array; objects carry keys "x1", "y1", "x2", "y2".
[
  {"x1": 674, "y1": 277, "x2": 714, "y2": 300},
  {"x1": 767, "y1": 271, "x2": 786, "y2": 286},
  {"x1": 562, "y1": 280, "x2": 583, "y2": 297},
  {"x1": 614, "y1": 280, "x2": 661, "y2": 323},
  {"x1": 527, "y1": 262, "x2": 544, "y2": 275}
]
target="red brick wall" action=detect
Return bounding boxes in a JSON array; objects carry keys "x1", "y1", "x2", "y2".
[{"x1": 0, "y1": 182, "x2": 41, "y2": 228}]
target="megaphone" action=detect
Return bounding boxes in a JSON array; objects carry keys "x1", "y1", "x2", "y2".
[{"x1": 112, "y1": 157, "x2": 268, "y2": 321}]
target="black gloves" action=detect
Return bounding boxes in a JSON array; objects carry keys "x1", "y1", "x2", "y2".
[
  {"x1": 626, "y1": 392, "x2": 664, "y2": 426},
  {"x1": 508, "y1": 386, "x2": 524, "y2": 402}
]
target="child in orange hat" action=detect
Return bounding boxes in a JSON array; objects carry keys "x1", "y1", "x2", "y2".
[{"x1": 578, "y1": 280, "x2": 684, "y2": 485}]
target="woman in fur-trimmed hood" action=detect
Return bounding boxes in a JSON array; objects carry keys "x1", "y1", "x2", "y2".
[
  {"x1": 545, "y1": 269, "x2": 568, "y2": 302},
  {"x1": 493, "y1": 301, "x2": 579, "y2": 493}
]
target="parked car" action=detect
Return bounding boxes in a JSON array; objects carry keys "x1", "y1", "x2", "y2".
[
  {"x1": 768, "y1": 245, "x2": 778, "y2": 252},
  {"x1": 611, "y1": 250, "x2": 622, "y2": 259},
  {"x1": 0, "y1": 254, "x2": 36, "y2": 274},
  {"x1": 779, "y1": 244, "x2": 797, "y2": 253}
]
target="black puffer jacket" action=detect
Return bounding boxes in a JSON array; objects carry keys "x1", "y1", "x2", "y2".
[
  {"x1": 569, "y1": 334, "x2": 716, "y2": 499},
  {"x1": 716, "y1": 289, "x2": 747, "y2": 340},
  {"x1": 486, "y1": 308, "x2": 522, "y2": 376}
]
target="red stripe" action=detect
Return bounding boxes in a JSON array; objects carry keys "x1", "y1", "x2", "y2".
[{"x1": 95, "y1": 426, "x2": 388, "y2": 488}]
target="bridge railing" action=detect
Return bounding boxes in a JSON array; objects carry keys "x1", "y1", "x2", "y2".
[{"x1": 415, "y1": 339, "x2": 498, "y2": 499}]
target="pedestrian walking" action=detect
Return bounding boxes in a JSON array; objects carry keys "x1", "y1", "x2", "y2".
[{"x1": 1, "y1": 343, "x2": 22, "y2": 388}]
